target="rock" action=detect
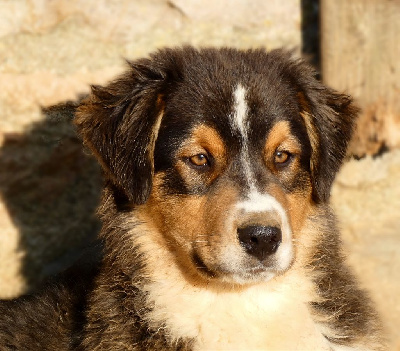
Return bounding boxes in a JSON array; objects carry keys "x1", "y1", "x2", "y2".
[{"x1": 332, "y1": 150, "x2": 400, "y2": 350}]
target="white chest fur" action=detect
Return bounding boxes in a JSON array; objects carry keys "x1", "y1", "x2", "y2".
[
  {"x1": 144, "y1": 268, "x2": 331, "y2": 351},
  {"x1": 131, "y1": 217, "x2": 334, "y2": 351}
]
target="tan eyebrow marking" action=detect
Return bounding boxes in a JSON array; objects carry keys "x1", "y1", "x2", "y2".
[
  {"x1": 265, "y1": 121, "x2": 301, "y2": 157},
  {"x1": 176, "y1": 124, "x2": 227, "y2": 185}
]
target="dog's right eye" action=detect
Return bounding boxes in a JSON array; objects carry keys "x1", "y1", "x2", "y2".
[
  {"x1": 274, "y1": 150, "x2": 291, "y2": 165},
  {"x1": 188, "y1": 154, "x2": 210, "y2": 168}
]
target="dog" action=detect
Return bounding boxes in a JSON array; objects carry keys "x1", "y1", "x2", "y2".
[{"x1": 0, "y1": 47, "x2": 384, "y2": 350}]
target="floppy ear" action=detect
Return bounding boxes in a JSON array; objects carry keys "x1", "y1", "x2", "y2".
[
  {"x1": 74, "y1": 60, "x2": 166, "y2": 205},
  {"x1": 293, "y1": 62, "x2": 359, "y2": 203}
]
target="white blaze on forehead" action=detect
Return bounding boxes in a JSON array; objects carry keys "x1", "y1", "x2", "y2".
[
  {"x1": 232, "y1": 83, "x2": 256, "y2": 187},
  {"x1": 232, "y1": 84, "x2": 249, "y2": 138}
]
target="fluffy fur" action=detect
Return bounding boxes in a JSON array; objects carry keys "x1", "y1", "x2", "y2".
[{"x1": 0, "y1": 47, "x2": 384, "y2": 350}]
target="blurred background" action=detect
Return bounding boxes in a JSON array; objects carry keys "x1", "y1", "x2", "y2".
[{"x1": 0, "y1": 0, "x2": 399, "y2": 349}]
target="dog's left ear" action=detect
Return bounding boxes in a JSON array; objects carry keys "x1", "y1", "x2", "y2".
[
  {"x1": 75, "y1": 60, "x2": 168, "y2": 205},
  {"x1": 292, "y1": 59, "x2": 359, "y2": 203}
]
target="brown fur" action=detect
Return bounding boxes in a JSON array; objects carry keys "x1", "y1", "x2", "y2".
[
  {"x1": 263, "y1": 120, "x2": 313, "y2": 237},
  {"x1": 0, "y1": 47, "x2": 384, "y2": 350},
  {"x1": 176, "y1": 125, "x2": 227, "y2": 186}
]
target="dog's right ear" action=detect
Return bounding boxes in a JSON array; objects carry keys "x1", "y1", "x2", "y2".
[{"x1": 75, "y1": 60, "x2": 168, "y2": 205}]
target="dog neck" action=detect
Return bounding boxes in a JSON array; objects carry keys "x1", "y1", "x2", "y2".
[{"x1": 127, "y1": 209, "x2": 334, "y2": 351}]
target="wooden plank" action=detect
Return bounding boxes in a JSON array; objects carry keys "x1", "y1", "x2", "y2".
[{"x1": 321, "y1": 0, "x2": 400, "y2": 156}]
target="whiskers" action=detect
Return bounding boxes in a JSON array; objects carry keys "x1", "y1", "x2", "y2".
[
  {"x1": 191, "y1": 234, "x2": 216, "y2": 275},
  {"x1": 191, "y1": 233, "x2": 213, "y2": 249}
]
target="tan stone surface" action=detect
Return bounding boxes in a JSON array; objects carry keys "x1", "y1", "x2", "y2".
[{"x1": 332, "y1": 151, "x2": 400, "y2": 350}]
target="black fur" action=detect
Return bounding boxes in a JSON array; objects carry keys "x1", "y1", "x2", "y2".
[{"x1": 0, "y1": 47, "x2": 382, "y2": 350}]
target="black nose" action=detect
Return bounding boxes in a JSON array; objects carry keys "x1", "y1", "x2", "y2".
[{"x1": 238, "y1": 225, "x2": 282, "y2": 261}]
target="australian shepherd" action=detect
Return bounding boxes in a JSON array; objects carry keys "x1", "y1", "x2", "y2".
[{"x1": 0, "y1": 47, "x2": 384, "y2": 350}]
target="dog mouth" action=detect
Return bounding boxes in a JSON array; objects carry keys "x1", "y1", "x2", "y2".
[
  {"x1": 246, "y1": 266, "x2": 269, "y2": 274},
  {"x1": 192, "y1": 251, "x2": 218, "y2": 278},
  {"x1": 191, "y1": 249, "x2": 282, "y2": 284}
]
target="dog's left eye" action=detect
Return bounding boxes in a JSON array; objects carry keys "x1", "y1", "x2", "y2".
[
  {"x1": 274, "y1": 150, "x2": 291, "y2": 166},
  {"x1": 189, "y1": 154, "x2": 210, "y2": 167}
]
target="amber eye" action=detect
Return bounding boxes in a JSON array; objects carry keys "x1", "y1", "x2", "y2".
[
  {"x1": 189, "y1": 154, "x2": 210, "y2": 167},
  {"x1": 274, "y1": 150, "x2": 291, "y2": 165}
]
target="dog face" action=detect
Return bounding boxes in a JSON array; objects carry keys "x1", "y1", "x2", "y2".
[{"x1": 76, "y1": 47, "x2": 357, "y2": 285}]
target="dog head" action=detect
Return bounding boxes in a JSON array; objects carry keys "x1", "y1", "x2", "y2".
[{"x1": 75, "y1": 47, "x2": 357, "y2": 285}]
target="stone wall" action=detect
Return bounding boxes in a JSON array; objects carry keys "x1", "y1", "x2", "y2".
[{"x1": 0, "y1": 0, "x2": 301, "y2": 134}]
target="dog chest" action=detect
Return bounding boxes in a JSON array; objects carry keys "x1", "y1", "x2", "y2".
[{"x1": 145, "y1": 276, "x2": 331, "y2": 350}]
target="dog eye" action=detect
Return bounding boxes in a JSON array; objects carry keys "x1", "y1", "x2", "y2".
[
  {"x1": 189, "y1": 154, "x2": 210, "y2": 167},
  {"x1": 274, "y1": 150, "x2": 291, "y2": 166}
]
